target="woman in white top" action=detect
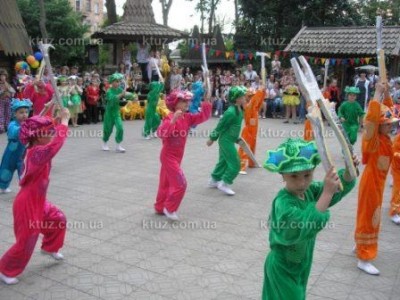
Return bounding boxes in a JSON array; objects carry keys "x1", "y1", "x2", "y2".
[{"x1": 147, "y1": 50, "x2": 161, "y2": 82}]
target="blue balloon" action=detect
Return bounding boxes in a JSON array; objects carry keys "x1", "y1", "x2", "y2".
[{"x1": 34, "y1": 51, "x2": 43, "y2": 61}]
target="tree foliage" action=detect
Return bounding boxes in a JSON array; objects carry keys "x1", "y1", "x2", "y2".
[
  {"x1": 187, "y1": 0, "x2": 221, "y2": 33},
  {"x1": 105, "y1": 0, "x2": 118, "y2": 25},
  {"x1": 17, "y1": 0, "x2": 89, "y2": 66},
  {"x1": 235, "y1": 0, "x2": 398, "y2": 51}
]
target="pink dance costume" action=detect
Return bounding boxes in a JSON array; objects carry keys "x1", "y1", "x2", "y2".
[
  {"x1": 155, "y1": 92, "x2": 211, "y2": 214},
  {"x1": 23, "y1": 83, "x2": 54, "y2": 115},
  {"x1": 0, "y1": 119, "x2": 67, "y2": 278}
]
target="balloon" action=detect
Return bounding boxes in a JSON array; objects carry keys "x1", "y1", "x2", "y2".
[
  {"x1": 34, "y1": 51, "x2": 43, "y2": 61},
  {"x1": 21, "y1": 62, "x2": 29, "y2": 70},
  {"x1": 15, "y1": 61, "x2": 23, "y2": 71},
  {"x1": 26, "y1": 55, "x2": 36, "y2": 64},
  {"x1": 31, "y1": 60, "x2": 40, "y2": 69}
]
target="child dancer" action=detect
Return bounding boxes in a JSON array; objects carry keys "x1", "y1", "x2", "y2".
[
  {"x1": 68, "y1": 76, "x2": 83, "y2": 127},
  {"x1": 155, "y1": 89, "x2": 211, "y2": 220},
  {"x1": 143, "y1": 82, "x2": 164, "y2": 139},
  {"x1": 354, "y1": 82, "x2": 398, "y2": 275},
  {"x1": 0, "y1": 69, "x2": 15, "y2": 133},
  {"x1": 86, "y1": 77, "x2": 100, "y2": 124},
  {"x1": 0, "y1": 109, "x2": 70, "y2": 285},
  {"x1": 283, "y1": 78, "x2": 300, "y2": 124},
  {"x1": 262, "y1": 138, "x2": 357, "y2": 299},
  {"x1": 338, "y1": 87, "x2": 365, "y2": 145},
  {"x1": 238, "y1": 86, "x2": 266, "y2": 175},
  {"x1": 390, "y1": 133, "x2": 400, "y2": 224},
  {"x1": 0, "y1": 99, "x2": 32, "y2": 193},
  {"x1": 207, "y1": 86, "x2": 247, "y2": 195},
  {"x1": 58, "y1": 76, "x2": 70, "y2": 109},
  {"x1": 23, "y1": 79, "x2": 54, "y2": 116},
  {"x1": 102, "y1": 73, "x2": 126, "y2": 152}
]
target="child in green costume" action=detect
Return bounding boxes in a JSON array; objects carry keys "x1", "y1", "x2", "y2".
[
  {"x1": 143, "y1": 81, "x2": 164, "y2": 139},
  {"x1": 207, "y1": 86, "x2": 247, "y2": 196},
  {"x1": 262, "y1": 138, "x2": 358, "y2": 299},
  {"x1": 338, "y1": 86, "x2": 365, "y2": 145},
  {"x1": 102, "y1": 73, "x2": 126, "y2": 153}
]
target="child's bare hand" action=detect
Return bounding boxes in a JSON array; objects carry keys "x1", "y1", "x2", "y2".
[
  {"x1": 206, "y1": 140, "x2": 213, "y2": 147},
  {"x1": 352, "y1": 154, "x2": 360, "y2": 167},
  {"x1": 172, "y1": 109, "x2": 183, "y2": 121},
  {"x1": 323, "y1": 167, "x2": 340, "y2": 195}
]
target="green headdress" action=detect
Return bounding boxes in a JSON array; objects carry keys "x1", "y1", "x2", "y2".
[
  {"x1": 108, "y1": 73, "x2": 124, "y2": 83},
  {"x1": 124, "y1": 92, "x2": 136, "y2": 100},
  {"x1": 264, "y1": 138, "x2": 321, "y2": 173},
  {"x1": 228, "y1": 86, "x2": 247, "y2": 103},
  {"x1": 345, "y1": 86, "x2": 360, "y2": 95},
  {"x1": 58, "y1": 76, "x2": 68, "y2": 83}
]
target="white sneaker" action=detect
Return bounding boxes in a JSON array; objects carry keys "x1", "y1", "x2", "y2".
[
  {"x1": 153, "y1": 132, "x2": 158, "y2": 138},
  {"x1": 219, "y1": 115, "x2": 223, "y2": 118},
  {"x1": 0, "y1": 188, "x2": 12, "y2": 194},
  {"x1": 144, "y1": 135, "x2": 151, "y2": 140},
  {"x1": 217, "y1": 181, "x2": 235, "y2": 195},
  {"x1": 41, "y1": 250, "x2": 64, "y2": 260},
  {"x1": 102, "y1": 142, "x2": 110, "y2": 151},
  {"x1": 163, "y1": 208, "x2": 179, "y2": 221},
  {"x1": 0, "y1": 273, "x2": 19, "y2": 285},
  {"x1": 239, "y1": 171, "x2": 247, "y2": 175},
  {"x1": 391, "y1": 214, "x2": 400, "y2": 225},
  {"x1": 357, "y1": 260, "x2": 380, "y2": 275},
  {"x1": 208, "y1": 178, "x2": 219, "y2": 188},
  {"x1": 116, "y1": 144, "x2": 126, "y2": 153},
  {"x1": 214, "y1": 111, "x2": 218, "y2": 117}
]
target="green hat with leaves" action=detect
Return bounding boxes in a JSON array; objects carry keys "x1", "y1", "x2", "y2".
[
  {"x1": 228, "y1": 86, "x2": 247, "y2": 103},
  {"x1": 108, "y1": 73, "x2": 124, "y2": 83},
  {"x1": 58, "y1": 76, "x2": 68, "y2": 83},
  {"x1": 345, "y1": 86, "x2": 360, "y2": 95},
  {"x1": 124, "y1": 92, "x2": 136, "y2": 100},
  {"x1": 264, "y1": 138, "x2": 321, "y2": 173}
]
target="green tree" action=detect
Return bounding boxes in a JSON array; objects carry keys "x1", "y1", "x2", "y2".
[
  {"x1": 356, "y1": 0, "x2": 400, "y2": 25},
  {"x1": 187, "y1": 0, "x2": 222, "y2": 34},
  {"x1": 236, "y1": 0, "x2": 364, "y2": 51},
  {"x1": 17, "y1": 0, "x2": 89, "y2": 66}
]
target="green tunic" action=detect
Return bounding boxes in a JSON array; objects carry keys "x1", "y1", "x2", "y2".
[
  {"x1": 103, "y1": 87, "x2": 124, "y2": 143},
  {"x1": 210, "y1": 105, "x2": 243, "y2": 184},
  {"x1": 262, "y1": 169, "x2": 355, "y2": 300},
  {"x1": 338, "y1": 100, "x2": 365, "y2": 145},
  {"x1": 143, "y1": 82, "x2": 164, "y2": 137}
]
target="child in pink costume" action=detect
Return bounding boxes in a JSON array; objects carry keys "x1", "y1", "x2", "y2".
[
  {"x1": 23, "y1": 80, "x2": 54, "y2": 115},
  {"x1": 155, "y1": 89, "x2": 211, "y2": 220},
  {"x1": 0, "y1": 109, "x2": 70, "y2": 285}
]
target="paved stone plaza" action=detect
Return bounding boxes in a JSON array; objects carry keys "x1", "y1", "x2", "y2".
[{"x1": 0, "y1": 118, "x2": 399, "y2": 300}]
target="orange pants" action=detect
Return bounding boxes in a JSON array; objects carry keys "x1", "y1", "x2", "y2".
[
  {"x1": 238, "y1": 127, "x2": 257, "y2": 171},
  {"x1": 303, "y1": 119, "x2": 313, "y2": 141}
]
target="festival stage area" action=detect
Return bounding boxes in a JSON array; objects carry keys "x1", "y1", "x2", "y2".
[{"x1": 1, "y1": 118, "x2": 399, "y2": 300}]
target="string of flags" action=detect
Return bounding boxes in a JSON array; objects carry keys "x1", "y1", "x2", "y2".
[{"x1": 190, "y1": 44, "x2": 376, "y2": 66}]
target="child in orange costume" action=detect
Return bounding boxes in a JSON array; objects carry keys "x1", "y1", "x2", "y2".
[
  {"x1": 238, "y1": 86, "x2": 266, "y2": 174},
  {"x1": 303, "y1": 101, "x2": 314, "y2": 141},
  {"x1": 354, "y1": 83, "x2": 397, "y2": 275},
  {"x1": 390, "y1": 134, "x2": 400, "y2": 224}
]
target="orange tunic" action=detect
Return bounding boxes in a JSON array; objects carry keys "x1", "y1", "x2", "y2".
[
  {"x1": 355, "y1": 98, "x2": 393, "y2": 261},
  {"x1": 303, "y1": 101, "x2": 314, "y2": 141},
  {"x1": 390, "y1": 134, "x2": 400, "y2": 216},
  {"x1": 238, "y1": 90, "x2": 266, "y2": 171}
]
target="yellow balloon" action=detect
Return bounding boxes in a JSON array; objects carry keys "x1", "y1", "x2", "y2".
[{"x1": 31, "y1": 60, "x2": 40, "y2": 69}]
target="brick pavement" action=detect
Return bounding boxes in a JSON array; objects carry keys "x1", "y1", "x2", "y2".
[{"x1": 0, "y1": 118, "x2": 399, "y2": 300}]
